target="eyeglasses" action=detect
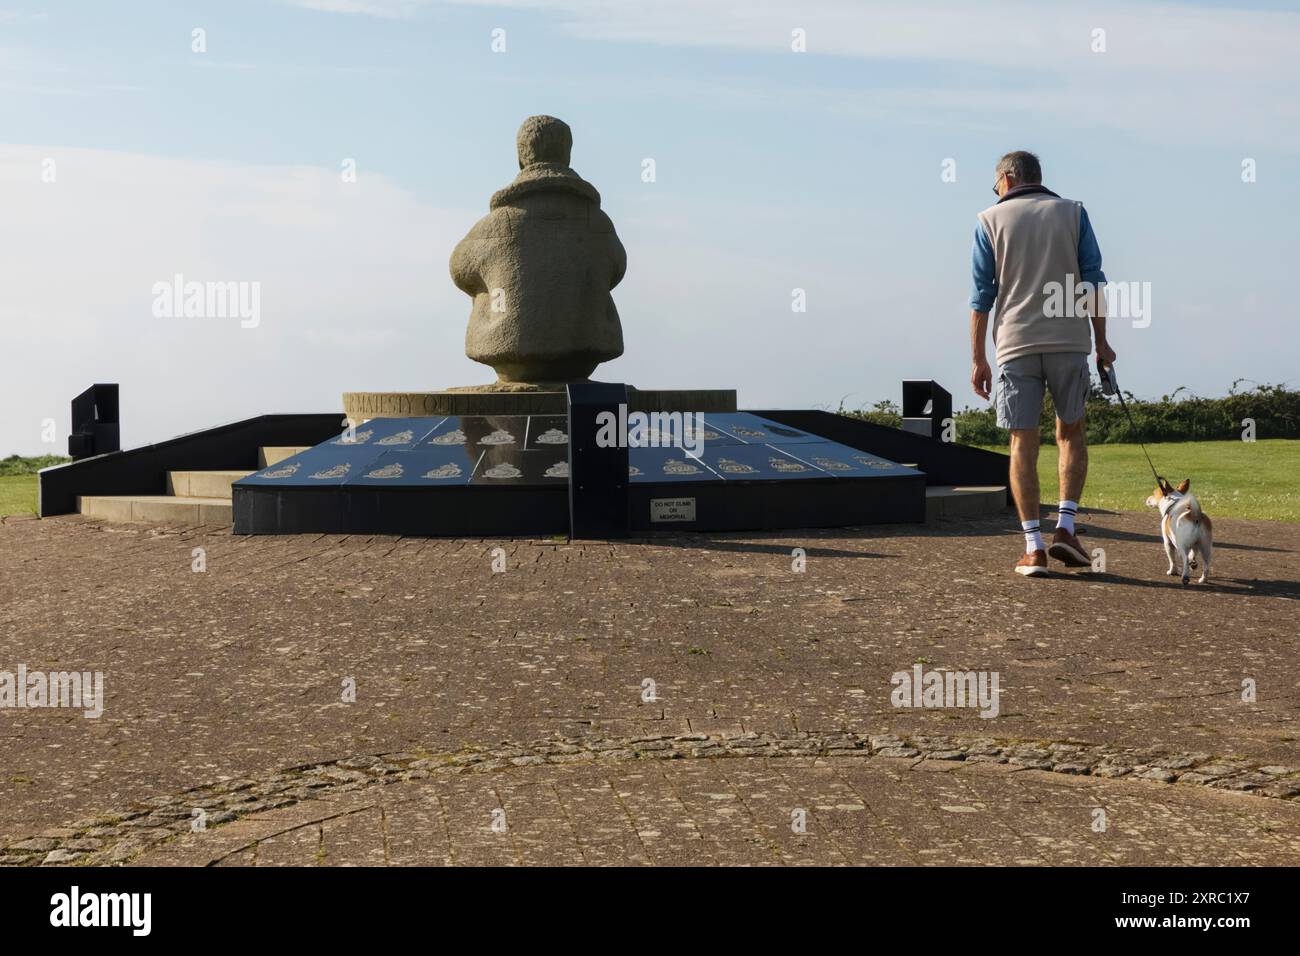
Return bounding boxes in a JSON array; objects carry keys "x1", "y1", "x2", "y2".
[{"x1": 991, "y1": 172, "x2": 1006, "y2": 196}]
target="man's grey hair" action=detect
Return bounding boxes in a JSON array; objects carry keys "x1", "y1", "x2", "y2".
[{"x1": 996, "y1": 150, "x2": 1042, "y2": 185}]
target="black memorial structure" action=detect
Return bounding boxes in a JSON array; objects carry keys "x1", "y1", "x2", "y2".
[
  {"x1": 231, "y1": 405, "x2": 928, "y2": 537},
  {"x1": 567, "y1": 382, "x2": 631, "y2": 539},
  {"x1": 901, "y1": 379, "x2": 953, "y2": 439},
  {"x1": 68, "y1": 384, "x2": 120, "y2": 461}
]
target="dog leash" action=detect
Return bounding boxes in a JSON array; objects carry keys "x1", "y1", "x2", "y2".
[{"x1": 1097, "y1": 360, "x2": 1167, "y2": 491}]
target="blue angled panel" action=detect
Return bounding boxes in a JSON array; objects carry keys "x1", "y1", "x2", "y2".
[
  {"x1": 629, "y1": 448, "x2": 723, "y2": 483},
  {"x1": 776, "y1": 443, "x2": 921, "y2": 477},
  {"x1": 237, "y1": 445, "x2": 383, "y2": 486},
  {"x1": 524, "y1": 416, "x2": 570, "y2": 451},
  {"x1": 704, "y1": 412, "x2": 822, "y2": 444},
  {"x1": 343, "y1": 448, "x2": 478, "y2": 486},
  {"x1": 327, "y1": 416, "x2": 446, "y2": 449},
  {"x1": 469, "y1": 449, "x2": 570, "y2": 485},
  {"x1": 421, "y1": 416, "x2": 528, "y2": 450},
  {"x1": 696, "y1": 444, "x2": 826, "y2": 480}
]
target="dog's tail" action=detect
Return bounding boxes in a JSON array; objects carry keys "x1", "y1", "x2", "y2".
[{"x1": 1175, "y1": 493, "x2": 1203, "y2": 534}]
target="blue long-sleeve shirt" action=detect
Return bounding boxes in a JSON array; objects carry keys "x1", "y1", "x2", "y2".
[{"x1": 970, "y1": 204, "x2": 1105, "y2": 312}]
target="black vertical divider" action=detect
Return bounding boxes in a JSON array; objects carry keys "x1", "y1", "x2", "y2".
[{"x1": 567, "y1": 383, "x2": 630, "y2": 539}]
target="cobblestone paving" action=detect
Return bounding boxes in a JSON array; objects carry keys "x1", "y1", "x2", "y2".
[
  {"x1": 132, "y1": 757, "x2": 1300, "y2": 867},
  {"x1": 2, "y1": 730, "x2": 1298, "y2": 865},
  {"x1": 2, "y1": 509, "x2": 1298, "y2": 864}
]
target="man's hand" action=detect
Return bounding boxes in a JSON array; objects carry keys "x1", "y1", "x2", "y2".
[
  {"x1": 1095, "y1": 339, "x2": 1116, "y2": 367},
  {"x1": 972, "y1": 357, "x2": 992, "y2": 400}
]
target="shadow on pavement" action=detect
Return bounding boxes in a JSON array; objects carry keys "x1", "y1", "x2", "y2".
[
  {"x1": 1043, "y1": 570, "x2": 1300, "y2": 600},
  {"x1": 631, "y1": 535, "x2": 892, "y2": 560}
]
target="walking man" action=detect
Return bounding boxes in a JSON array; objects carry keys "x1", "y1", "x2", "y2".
[{"x1": 969, "y1": 151, "x2": 1116, "y2": 576}]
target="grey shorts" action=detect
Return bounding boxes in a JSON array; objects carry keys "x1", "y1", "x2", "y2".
[{"x1": 996, "y1": 352, "x2": 1090, "y2": 430}]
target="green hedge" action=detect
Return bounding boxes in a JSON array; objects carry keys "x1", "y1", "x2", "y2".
[
  {"x1": 840, "y1": 380, "x2": 1300, "y2": 446},
  {"x1": 0, "y1": 454, "x2": 70, "y2": 477}
]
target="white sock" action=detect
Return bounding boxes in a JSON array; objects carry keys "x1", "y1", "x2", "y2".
[
  {"x1": 1021, "y1": 520, "x2": 1044, "y2": 554},
  {"x1": 1057, "y1": 500, "x2": 1078, "y2": 535}
]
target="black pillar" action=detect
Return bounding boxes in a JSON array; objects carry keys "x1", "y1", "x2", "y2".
[
  {"x1": 68, "y1": 384, "x2": 120, "y2": 460},
  {"x1": 901, "y1": 380, "x2": 952, "y2": 440},
  {"x1": 567, "y1": 382, "x2": 630, "y2": 539}
]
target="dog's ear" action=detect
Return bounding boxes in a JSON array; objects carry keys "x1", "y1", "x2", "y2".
[{"x1": 1176, "y1": 478, "x2": 1190, "y2": 494}]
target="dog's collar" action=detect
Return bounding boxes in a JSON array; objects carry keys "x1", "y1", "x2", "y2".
[{"x1": 1158, "y1": 492, "x2": 1183, "y2": 516}]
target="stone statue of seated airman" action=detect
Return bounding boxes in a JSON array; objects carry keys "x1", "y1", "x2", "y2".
[{"x1": 450, "y1": 115, "x2": 627, "y2": 385}]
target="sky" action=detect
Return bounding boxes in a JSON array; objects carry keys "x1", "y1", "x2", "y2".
[{"x1": 1, "y1": 0, "x2": 1298, "y2": 456}]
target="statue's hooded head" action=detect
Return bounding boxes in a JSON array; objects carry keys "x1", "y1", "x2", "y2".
[{"x1": 516, "y1": 115, "x2": 572, "y2": 169}]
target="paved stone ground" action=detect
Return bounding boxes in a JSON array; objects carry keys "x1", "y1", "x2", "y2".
[
  {"x1": 131, "y1": 758, "x2": 1300, "y2": 867},
  {"x1": 2, "y1": 507, "x2": 1298, "y2": 865}
]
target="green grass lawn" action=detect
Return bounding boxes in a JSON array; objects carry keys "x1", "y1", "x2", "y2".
[
  {"x1": 0, "y1": 474, "x2": 39, "y2": 517},
  {"x1": 978, "y1": 439, "x2": 1300, "y2": 522},
  {"x1": 0, "y1": 454, "x2": 67, "y2": 517}
]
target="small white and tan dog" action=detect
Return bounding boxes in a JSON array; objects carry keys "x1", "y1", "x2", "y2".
[{"x1": 1145, "y1": 479, "x2": 1213, "y2": 585}]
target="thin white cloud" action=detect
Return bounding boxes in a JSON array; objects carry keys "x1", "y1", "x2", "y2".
[
  {"x1": 193, "y1": 0, "x2": 1300, "y2": 153},
  {"x1": 0, "y1": 145, "x2": 481, "y2": 456},
  {"x1": 0, "y1": 81, "x2": 146, "y2": 95},
  {"x1": 0, "y1": 10, "x2": 48, "y2": 24},
  {"x1": 281, "y1": 0, "x2": 438, "y2": 17},
  {"x1": 283, "y1": 0, "x2": 1300, "y2": 149},
  {"x1": 444, "y1": 0, "x2": 1299, "y2": 78}
]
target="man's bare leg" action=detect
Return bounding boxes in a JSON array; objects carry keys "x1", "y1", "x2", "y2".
[
  {"x1": 1010, "y1": 427, "x2": 1048, "y2": 574},
  {"x1": 1047, "y1": 415, "x2": 1091, "y2": 566},
  {"x1": 1056, "y1": 416, "x2": 1087, "y2": 505},
  {"x1": 1009, "y1": 427, "x2": 1040, "y2": 522}
]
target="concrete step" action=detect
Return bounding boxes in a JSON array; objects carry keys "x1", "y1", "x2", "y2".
[
  {"x1": 925, "y1": 485, "x2": 1008, "y2": 520},
  {"x1": 78, "y1": 495, "x2": 232, "y2": 526},
  {"x1": 167, "y1": 470, "x2": 252, "y2": 500},
  {"x1": 259, "y1": 446, "x2": 309, "y2": 468}
]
